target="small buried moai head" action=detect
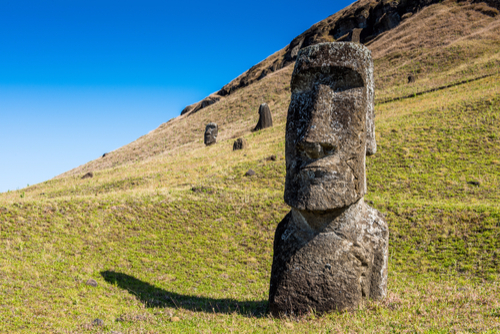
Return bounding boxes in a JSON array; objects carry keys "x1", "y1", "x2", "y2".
[
  {"x1": 284, "y1": 43, "x2": 375, "y2": 211},
  {"x1": 204, "y1": 123, "x2": 218, "y2": 146}
]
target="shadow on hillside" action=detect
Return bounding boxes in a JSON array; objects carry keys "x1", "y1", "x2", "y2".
[{"x1": 101, "y1": 271, "x2": 268, "y2": 318}]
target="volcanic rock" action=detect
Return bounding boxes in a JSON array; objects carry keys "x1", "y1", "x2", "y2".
[
  {"x1": 233, "y1": 138, "x2": 248, "y2": 150},
  {"x1": 269, "y1": 42, "x2": 388, "y2": 316},
  {"x1": 81, "y1": 172, "x2": 94, "y2": 179},
  {"x1": 204, "y1": 123, "x2": 218, "y2": 146},
  {"x1": 253, "y1": 103, "x2": 273, "y2": 131}
]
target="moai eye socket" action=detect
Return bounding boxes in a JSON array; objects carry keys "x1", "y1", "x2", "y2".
[{"x1": 291, "y1": 67, "x2": 364, "y2": 94}]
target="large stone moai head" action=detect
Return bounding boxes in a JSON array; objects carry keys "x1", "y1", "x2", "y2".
[
  {"x1": 284, "y1": 42, "x2": 375, "y2": 211},
  {"x1": 204, "y1": 123, "x2": 218, "y2": 146}
]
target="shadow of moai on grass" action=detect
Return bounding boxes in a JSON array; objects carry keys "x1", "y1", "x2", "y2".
[{"x1": 101, "y1": 271, "x2": 267, "y2": 317}]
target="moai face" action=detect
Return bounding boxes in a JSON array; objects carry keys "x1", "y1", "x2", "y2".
[
  {"x1": 204, "y1": 123, "x2": 218, "y2": 146},
  {"x1": 284, "y1": 43, "x2": 374, "y2": 211}
]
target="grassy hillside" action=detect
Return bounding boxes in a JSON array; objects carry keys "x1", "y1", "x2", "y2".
[{"x1": 1, "y1": 1, "x2": 500, "y2": 333}]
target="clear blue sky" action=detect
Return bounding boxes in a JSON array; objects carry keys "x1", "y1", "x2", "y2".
[{"x1": 0, "y1": 0, "x2": 353, "y2": 193}]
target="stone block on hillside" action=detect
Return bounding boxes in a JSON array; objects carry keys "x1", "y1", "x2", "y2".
[
  {"x1": 253, "y1": 103, "x2": 273, "y2": 131},
  {"x1": 269, "y1": 42, "x2": 388, "y2": 317},
  {"x1": 233, "y1": 138, "x2": 248, "y2": 150},
  {"x1": 352, "y1": 28, "x2": 363, "y2": 43},
  {"x1": 81, "y1": 172, "x2": 94, "y2": 179},
  {"x1": 204, "y1": 123, "x2": 218, "y2": 146}
]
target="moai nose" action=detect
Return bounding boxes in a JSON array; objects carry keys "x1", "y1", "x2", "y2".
[{"x1": 297, "y1": 84, "x2": 336, "y2": 159}]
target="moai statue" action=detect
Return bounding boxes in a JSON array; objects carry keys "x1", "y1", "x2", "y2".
[
  {"x1": 268, "y1": 43, "x2": 388, "y2": 316},
  {"x1": 204, "y1": 123, "x2": 218, "y2": 146},
  {"x1": 233, "y1": 138, "x2": 248, "y2": 150},
  {"x1": 408, "y1": 74, "x2": 416, "y2": 84},
  {"x1": 253, "y1": 103, "x2": 273, "y2": 131},
  {"x1": 352, "y1": 28, "x2": 363, "y2": 43}
]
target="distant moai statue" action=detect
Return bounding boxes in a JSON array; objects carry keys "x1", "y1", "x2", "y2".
[
  {"x1": 352, "y1": 28, "x2": 363, "y2": 43},
  {"x1": 233, "y1": 138, "x2": 248, "y2": 150},
  {"x1": 204, "y1": 123, "x2": 218, "y2": 146},
  {"x1": 253, "y1": 103, "x2": 273, "y2": 131},
  {"x1": 268, "y1": 42, "x2": 388, "y2": 316},
  {"x1": 408, "y1": 73, "x2": 416, "y2": 84}
]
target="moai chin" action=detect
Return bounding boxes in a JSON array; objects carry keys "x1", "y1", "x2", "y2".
[{"x1": 268, "y1": 42, "x2": 388, "y2": 316}]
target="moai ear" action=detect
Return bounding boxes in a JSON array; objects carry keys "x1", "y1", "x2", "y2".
[{"x1": 365, "y1": 56, "x2": 376, "y2": 156}]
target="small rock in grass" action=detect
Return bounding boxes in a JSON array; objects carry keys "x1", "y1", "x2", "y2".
[
  {"x1": 245, "y1": 169, "x2": 256, "y2": 176},
  {"x1": 467, "y1": 181, "x2": 480, "y2": 186},
  {"x1": 81, "y1": 172, "x2": 94, "y2": 179},
  {"x1": 191, "y1": 186, "x2": 215, "y2": 194},
  {"x1": 85, "y1": 279, "x2": 98, "y2": 287},
  {"x1": 92, "y1": 318, "x2": 104, "y2": 326},
  {"x1": 170, "y1": 316, "x2": 181, "y2": 322}
]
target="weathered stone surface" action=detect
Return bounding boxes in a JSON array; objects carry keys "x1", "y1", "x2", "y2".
[
  {"x1": 92, "y1": 319, "x2": 104, "y2": 326},
  {"x1": 269, "y1": 42, "x2": 388, "y2": 317},
  {"x1": 81, "y1": 172, "x2": 94, "y2": 179},
  {"x1": 266, "y1": 155, "x2": 277, "y2": 161},
  {"x1": 245, "y1": 169, "x2": 256, "y2": 176},
  {"x1": 204, "y1": 123, "x2": 218, "y2": 146},
  {"x1": 85, "y1": 279, "x2": 98, "y2": 287},
  {"x1": 284, "y1": 42, "x2": 375, "y2": 211},
  {"x1": 233, "y1": 138, "x2": 248, "y2": 150},
  {"x1": 181, "y1": 95, "x2": 222, "y2": 116},
  {"x1": 352, "y1": 28, "x2": 363, "y2": 43},
  {"x1": 269, "y1": 202, "x2": 388, "y2": 315},
  {"x1": 253, "y1": 103, "x2": 273, "y2": 131}
]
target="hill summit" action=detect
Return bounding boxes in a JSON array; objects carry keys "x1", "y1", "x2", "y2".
[{"x1": 180, "y1": 0, "x2": 499, "y2": 117}]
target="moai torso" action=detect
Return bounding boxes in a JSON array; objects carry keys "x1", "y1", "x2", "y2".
[{"x1": 268, "y1": 42, "x2": 388, "y2": 316}]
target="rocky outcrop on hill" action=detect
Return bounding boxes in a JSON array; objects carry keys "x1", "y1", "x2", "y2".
[
  {"x1": 181, "y1": 94, "x2": 222, "y2": 116},
  {"x1": 181, "y1": 0, "x2": 499, "y2": 116}
]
